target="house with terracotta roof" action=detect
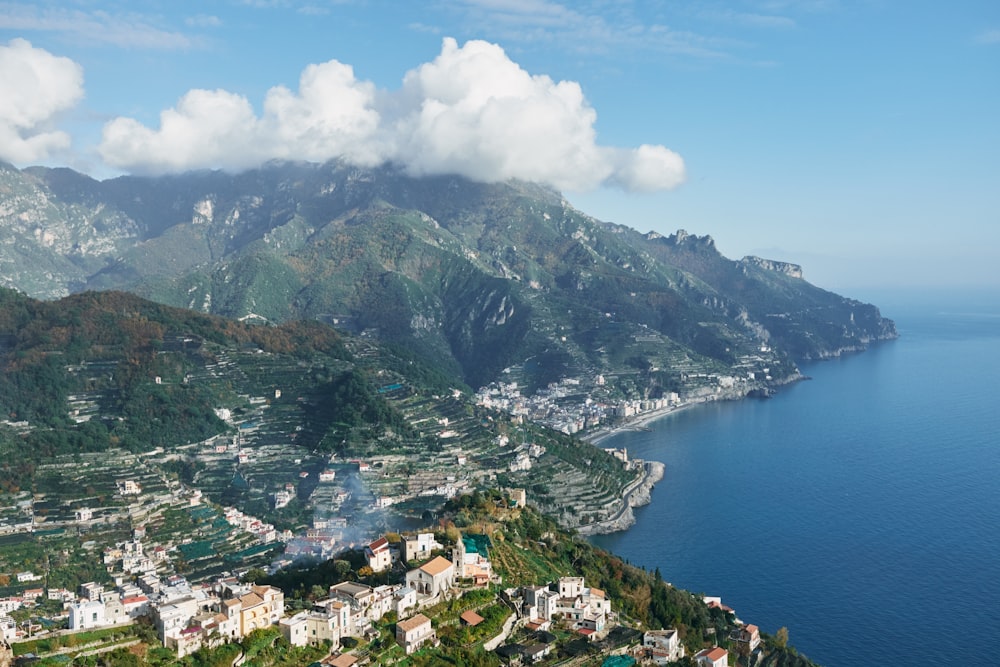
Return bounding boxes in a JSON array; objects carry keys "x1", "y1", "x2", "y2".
[
  {"x1": 549, "y1": 577, "x2": 610, "y2": 637},
  {"x1": 323, "y1": 654, "x2": 358, "y2": 667},
  {"x1": 405, "y1": 556, "x2": 455, "y2": 597},
  {"x1": 729, "y1": 623, "x2": 761, "y2": 652},
  {"x1": 703, "y1": 596, "x2": 734, "y2": 614},
  {"x1": 238, "y1": 585, "x2": 284, "y2": 636},
  {"x1": 366, "y1": 536, "x2": 392, "y2": 573},
  {"x1": 460, "y1": 610, "x2": 485, "y2": 627},
  {"x1": 122, "y1": 594, "x2": 150, "y2": 619},
  {"x1": 396, "y1": 613, "x2": 436, "y2": 654},
  {"x1": 694, "y1": 646, "x2": 728, "y2": 667}
]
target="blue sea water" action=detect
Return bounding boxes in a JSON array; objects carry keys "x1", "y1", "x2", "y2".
[{"x1": 590, "y1": 289, "x2": 1000, "y2": 667}]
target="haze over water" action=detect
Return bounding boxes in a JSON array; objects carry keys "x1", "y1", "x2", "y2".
[{"x1": 591, "y1": 289, "x2": 1000, "y2": 667}]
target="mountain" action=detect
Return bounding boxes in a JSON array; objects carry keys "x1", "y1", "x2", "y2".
[{"x1": 0, "y1": 160, "x2": 896, "y2": 391}]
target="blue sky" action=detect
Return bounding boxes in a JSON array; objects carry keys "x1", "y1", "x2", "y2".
[{"x1": 1, "y1": 1, "x2": 997, "y2": 294}]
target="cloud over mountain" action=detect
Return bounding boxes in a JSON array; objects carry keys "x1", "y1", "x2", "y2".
[
  {"x1": 0, "y1": 38, "x2": 83, "y2": 163},
  {"x1": 0, "y1": 37, "x2": 683, "y2": 192},
  {"x1": 98, "y1": 38, "x2": 684, "y2": 192}
]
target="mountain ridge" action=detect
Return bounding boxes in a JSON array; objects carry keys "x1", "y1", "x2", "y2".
[{"x1": 0, "y1": 160, "x2": 896, "y2": 391}]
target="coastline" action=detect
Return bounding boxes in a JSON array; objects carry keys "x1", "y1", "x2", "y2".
[
  {"x1": 581, "y1": 398, "x2": 706, "y2": 447},
  {"x1": 576, "y1": 374, "x2": 808, "y2": 535},
  {"x1": 576, "y1": 459, "x2": 666, "y2": 536}
]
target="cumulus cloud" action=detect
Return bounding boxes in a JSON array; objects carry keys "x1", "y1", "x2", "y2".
[
  {"x1": 0, "y1": 38, "x2": 84, "y2": 163},
  {"x1": 99, "y1": 38, "x2": 686, "y2": 192},
  {"x1": 101, "y1": 60, "x2": 381, "y2": 174}
]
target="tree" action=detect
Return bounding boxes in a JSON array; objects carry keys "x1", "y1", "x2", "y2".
[
  {"x1": 775, "y1": 626, "x2": 789, "y2": 649},
  {"x1": 332, "y1": 559, "x2": 352, "y2": 578},
  {"x1": 243, "y1": 567, "x2": 267, "y2": 583}
]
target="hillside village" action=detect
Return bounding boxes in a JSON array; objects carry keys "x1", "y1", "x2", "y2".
[
  {"x1": 0, "y1": 290, "x2": 825, "y2": 666},
  {"x1": 0, "y1": 490, "x2": 799, "y2": 667}
]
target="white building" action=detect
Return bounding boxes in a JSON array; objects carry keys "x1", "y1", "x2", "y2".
[
  {"x1": 695, "y1": 646, "x2": 729, "y2": 667},
  {"x1": 558, "y1": 577, "x2": 584, "y2": 598},
  {"x1": 523, "y1": 585, "x2": 557, "y2": 622},
  {"x1": 365, "y1": 536, "x2": 392, "y2": 573},
  {"x1": 394, "y1": 586, "x2": 417, "y2": 616},
  {"x1": 644, "y1": 628, "x2": 685, "y2": 664},
  {"x1": 396, "y1": 613, "x2": 436, "y2": 654},
  {"x1": 403, "y1": 533, "x2": 442, "y2": 563},
  {"x1": 117, "y1": 480, "x2": 142, "y2": 495},
  {"x1": 405, "y1": 556, "x2": 455, "y2": 598},
  {"x1": 69, "y1": 600, "x2": 107, "y2": 630},
  {"x1": 279, "y1": 613, "x2": 309, "y2": 647},
  {"x1": 0, "y1": 616, "x2": 18, "y2": 642}
]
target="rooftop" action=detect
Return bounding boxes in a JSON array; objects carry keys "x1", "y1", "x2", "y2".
[
  {"x1": 419, "y1": 555, "x2": 454, "y2": 576},
  {"x1": 696, "y1": 647, "x2": 728, "y2": 661},
  {"x1": 460, "y1": 610, "x2": 485, "y2": 626},
  {"x1": 397, "y1": 613, "x2": 431, "y2": 632},
  {"x1": 325, "y1": 654, "x2": 358, "y2": 667}
]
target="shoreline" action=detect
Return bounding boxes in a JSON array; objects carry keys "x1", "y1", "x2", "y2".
[
  {"x1": 581, "y1": 373, "x2": 810, "y2": 447},
  {"x1": 581, "y1": 399, "x2": 704, "y2": 447},
  {"x1": 575, "y1": 459, "x2": 666, "y2": 536},
  {"x1": 575, "y1": 376, "x2": 809, "y2": 536}
]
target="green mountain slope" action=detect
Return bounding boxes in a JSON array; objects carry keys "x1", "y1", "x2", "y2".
[
  {"x1": 0, "y1": 161, "x2": 896, "y2": 392},
  {"x1": 0, "y1": 289, "x2": 645, "y2": 536}
]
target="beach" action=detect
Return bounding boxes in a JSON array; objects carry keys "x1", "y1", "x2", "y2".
[{"x1": 582, "y1": 399, "x2": 706, "y2": 447}]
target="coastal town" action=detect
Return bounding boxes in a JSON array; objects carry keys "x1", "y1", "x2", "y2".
[
  {"x1": 0, "y1": 311, "x2": 801, "y2": 666},
  {"x1": 0, "y1": 494, "x2": 770, "y2": 667},
  {"x1": 475, "y1": 342, "x2": 787, "y2": 440}
]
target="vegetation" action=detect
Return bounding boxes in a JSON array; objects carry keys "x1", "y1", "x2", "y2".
[{"x1": 0, "y1": 288, "x2": 405, "y2": 492}]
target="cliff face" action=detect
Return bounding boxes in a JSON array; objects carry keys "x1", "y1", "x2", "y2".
[
  {"x1": 577, "y1": 461, "x2": 666, "y2": 536},
  {"x1": 740, "y1": 255, "x2": 804, "y2": 279}
]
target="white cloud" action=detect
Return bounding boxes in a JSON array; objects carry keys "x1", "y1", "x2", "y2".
[
  {"x1": 100, "y1": 89, "x2": 263, "y2": 173},
  {"x1": 608, "y1": 145, "x2": 687, "y2": 193},
  {"x1": 98, "y1": 38, "x2": 685, "y2": 193},
  {"x1": 100, "y1": 60, "x2": 382, "y2": 174},
  {"x1": 387, "y1": 38, "x2": 611, "y2": 190},
  {"x1": 0, "y1": 38, "x2": 83, "y2": 164}
]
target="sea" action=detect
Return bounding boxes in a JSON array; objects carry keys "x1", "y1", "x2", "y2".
[{"x1": 590, "y1": 288, "x2": 1000, "y2": 667}]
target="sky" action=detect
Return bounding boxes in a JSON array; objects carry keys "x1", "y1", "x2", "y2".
[{"x1": 0, "y1": 1, "x2": 997, "y2": 296}]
